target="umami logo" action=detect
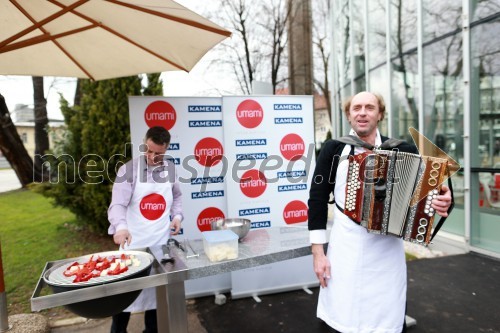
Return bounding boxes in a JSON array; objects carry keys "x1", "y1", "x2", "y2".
[
  {"x1": 283, "y1": 200, "x2": 308, "y2": 224},
  {"x1": 280, "y1": 133, "x2": 305, "y2": 161},
  {"x1": 197, "y1": 207, "x2": 225, "y2": 232},
  {"x1": 140, "y1": 193, "x2": 166, "y2": 220},
  {"x1": 194, "y1": 137, "x2": 224, "y2": 167},
  {"x1": 236, "y1": 99, "x2": 264, "y2": 128},
  {"x1": 240, "y1": 169, "x2": 267, "y2": 198},
  {"x1": 144, "y1": 100, "x2": 177, "y2": 130}
]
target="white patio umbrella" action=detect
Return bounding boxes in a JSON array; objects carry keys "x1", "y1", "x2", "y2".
[
  {"x1": 0, "y1": 0, "x2": 231, "y2": 80},
  {"x1": 0, "y1": 2, "x2": 231, "y2": 330}
]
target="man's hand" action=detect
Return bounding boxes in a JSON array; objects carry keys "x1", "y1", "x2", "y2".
[
  {"x1": 170, "y1": 217, "x2": 182, "y2": 235},
  {"x1": 312, "y1": 243, "x2": 331, "y2": 288},
  {"x1": 114, "y1": 229, "x2": 131, "y2": 249},
  {"x1": 432, "y1": 184, "x2": 452, "y2": 217}
]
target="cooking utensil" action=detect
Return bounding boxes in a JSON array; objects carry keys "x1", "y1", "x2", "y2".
[
  {"x1": 160, "y1": 244, "x2": 175, "y2": 263},
  {"x1": 167, "y1": 238, "x2": 186, "y2": 252},
  {"x1": 184, "y1": 239, "x2": 199, "y2": 259}
]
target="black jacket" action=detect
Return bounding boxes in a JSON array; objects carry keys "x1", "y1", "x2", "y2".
[{"x1": 307, "y1": 136, "x2": 418, "y2": 231}]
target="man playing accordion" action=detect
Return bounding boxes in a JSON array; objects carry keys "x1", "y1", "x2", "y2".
[{"x1": 308, "y1": 91, "x2": 452, "y2": 333}]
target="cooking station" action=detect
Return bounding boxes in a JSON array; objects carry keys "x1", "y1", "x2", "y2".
[{"x1": 31, "y1": 226, "x2": 312, "y2": 333}]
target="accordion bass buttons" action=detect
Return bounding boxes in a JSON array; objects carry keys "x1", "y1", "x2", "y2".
[
  {"x1": 423, "y1": 189, "x2": 439, "y2": 217},
  {"x1": 416, "y1": 218, "x2": 429, "y2": 243},
  {"x1": 428, "y1": 161, "x2": 442, "y2": 187}
]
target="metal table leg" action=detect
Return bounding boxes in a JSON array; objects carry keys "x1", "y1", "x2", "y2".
[{"x1": 156, "y1": 282, "x2": 188, "y2": 333}]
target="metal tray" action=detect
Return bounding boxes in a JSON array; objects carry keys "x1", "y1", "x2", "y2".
[{"x1": 43, "y1": 250, "x2": 153, "y2": 288}]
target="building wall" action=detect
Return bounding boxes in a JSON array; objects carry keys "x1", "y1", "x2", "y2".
[
  {"x1": 330, "y1": 0, "x2": 500, "y2": 256},
  {"x1": 15, "y1": 122, "x2": 64, "y2": 159},
  {"x1": 314, "y1": 108, "x2": 332, "y2": 148}
]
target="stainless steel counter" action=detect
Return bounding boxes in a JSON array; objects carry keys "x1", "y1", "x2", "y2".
[{"x1": 31, "y1": 226, "x2": 312, "y2": 333}]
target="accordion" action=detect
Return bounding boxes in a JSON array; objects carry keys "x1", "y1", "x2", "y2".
[{"x1": 344, "y1": 150, "x2": 450, "y2": 245}]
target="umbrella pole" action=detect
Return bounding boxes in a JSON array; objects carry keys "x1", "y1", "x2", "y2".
[{"x1": 0, "y1": 241, "x2": 10, "y2": 332}]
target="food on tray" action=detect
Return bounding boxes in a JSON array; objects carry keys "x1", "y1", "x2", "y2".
[
  {"x1": 206, "y1": 244, "x2": 238, "y2": 262},
  {"x1": 62, "y1": 253, "x2": 140, "y2": 283}
]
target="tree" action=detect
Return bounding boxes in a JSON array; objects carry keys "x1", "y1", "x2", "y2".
[
  {"x1": 312, "y1": 0, "x2": 331, "y2": 119},
  {"x1": 35, "y1": 74, "x2": 163, "y2": 234},
  {"x1": 0, "y1": 93, "x2": 39, "y2": 186},
  {"x1": 210, "y1": 0, "x2": 290, "y2": 94},
  {"x1": 288, "y1": 0, "x2": 313, "y2": 95},
  {"x1": 0, "y1": 77, "x2": 63, "y2": 186},
  {"x1": 262, "y1": 0, "x2": 290, "y2": 93},
  {"x1": 32, "y1": 76, "x2": 50, "y2": 182}
]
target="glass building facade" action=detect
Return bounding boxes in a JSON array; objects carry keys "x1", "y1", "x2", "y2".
[{"x1": 330, "y1": 0, "x2": 500, "y2": 257}]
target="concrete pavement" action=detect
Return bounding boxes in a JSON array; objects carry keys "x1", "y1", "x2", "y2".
[
  {"x1": 50, "y1": 302, "x2": 207, "y2": 333},
  {"x1": 0, "y1": 168, "x2": 22, "y2": 192}
]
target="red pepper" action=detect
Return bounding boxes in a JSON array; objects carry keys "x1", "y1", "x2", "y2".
[
  {"x1": 108, "y1": 262, "x2": 128, "y2": 275},
  {"x1": 66, "y1": 254, "x2": 130, "y2": 282}
]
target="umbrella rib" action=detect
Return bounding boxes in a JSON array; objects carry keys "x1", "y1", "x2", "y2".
[
  {"x1": 106, "y1": 0, "x2": 232, "y2": 38},
  {"x1": 1, "y1": 0, "x2": 89, "y2": 49},
  {"x1": 0, "y1": 25, "x2": 97, "y2": 54},
  {"x1": 3, "y1": 0, "x2": 95, "y2": 79},
  {"x1": 101, "y1": 26, "x2": 189, "y2": 72},
  {"x1": 48, "y1": 37, "x2": 96, "y2": 81},
  {"x1": 48, "y1": 0, "x2": 193, "y2": 72}
]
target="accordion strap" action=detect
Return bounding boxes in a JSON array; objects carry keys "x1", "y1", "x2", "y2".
[
  {"x1": 430, "y1": 172, "x2": 455, "y2": 242},
  {"x1": 337, "y1": 135, "x2": 405, "y2": 150}
]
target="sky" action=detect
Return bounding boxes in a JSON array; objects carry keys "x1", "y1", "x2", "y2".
[{"x1": 0, "y1": 0, "x2": 235, "y2": 121}]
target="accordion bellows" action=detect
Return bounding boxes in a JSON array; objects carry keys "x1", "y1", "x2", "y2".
[{"x1": 344, "y1": 150, "x2": 449, "y2": 245}]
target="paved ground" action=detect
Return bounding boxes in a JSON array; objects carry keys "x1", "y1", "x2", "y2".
[
  {"x1": 45, "y1": 252, "x2": 500, "y2": 333},
  {"x1": 49, "y1": 300, "x2": 207, "y2": 333}
]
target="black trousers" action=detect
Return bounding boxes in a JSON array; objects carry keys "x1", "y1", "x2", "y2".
[{"x1": 110, "y1": 310, "x2": 157, "y2": 333}]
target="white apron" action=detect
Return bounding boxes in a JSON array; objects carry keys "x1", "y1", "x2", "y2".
[
  {"x1": 121, "y1": 166, "x2": 173, "y2": 313},
  {"x1": 317, "y1": 145, "x2": 407, "y2": 333}
]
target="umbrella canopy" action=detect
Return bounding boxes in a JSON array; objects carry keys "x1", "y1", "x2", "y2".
[{"x1": 0, "y1": 0, "x2": 231, "y2": 80}]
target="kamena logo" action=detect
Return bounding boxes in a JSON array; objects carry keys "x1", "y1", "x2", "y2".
[
  {"x1": 235, "y1": 138, "x2": 267, "y2": 146},
  {"x1": 190, "y1": 176, "x2": 225, "y2": 185},
  {"x1": 240, "y1": 169, "x2": 267, "y2": 198},
  {"x1": 140, "y1": 193, "x2": 166, "y2": 220},
  {"x1": 188, "y1": 105, "x2": 222, "y2": 112},
  {"x1": 236, "y1": 99, "x2": 264, "y2": 128},
  {"x1": 273, "y1": 103, "x2": 302, "y2": 110},
  {"x1": 188, "y1": 120, "x2": 222, "y2": 127},
  {"x1": 274, "y1": 117, "x2": 303, "y2": 124},
  {"x1": 144, "y1": 100, "x2": 176, "y2": 130},
  {"x1": 283, "y1": 200, "x2": 308, "y2": 224},
  {"x1": 194, "y1": 137, "x2": 224, "y2": 167},
  {"x1": 280, "y1": 133, "x2": 305, "y2": 161},
  {"x1": 197, "y1": 207, "x2": 225, "y2": 232},
  {"x1": 239, "y1": 207, "x2": 270, "y2": 216},
  {"x1": 168, "y1": 143, "x2": 180, "y2": 150}
]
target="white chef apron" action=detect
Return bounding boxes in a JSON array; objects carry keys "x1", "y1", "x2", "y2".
[
  {"x1": 317, "y1": 145, "x2": 407, "y2": 333},
  {"x1": 121, "y1": 166, "x2": 173, "y2": 313}
]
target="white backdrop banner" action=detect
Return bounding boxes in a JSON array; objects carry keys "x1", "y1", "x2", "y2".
[
  {"x1": 128, "y1": 95, "x2": 317, "y2": 298},
  {"x1": 221, "y1": 95, "x2": 315, "y2": 228},
  {"x1": 221, "y1": 95, "x2": 317, "y2": 298},
  {"x1": 128, "y1": 96, "x2": 226, "y2": 239}
]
